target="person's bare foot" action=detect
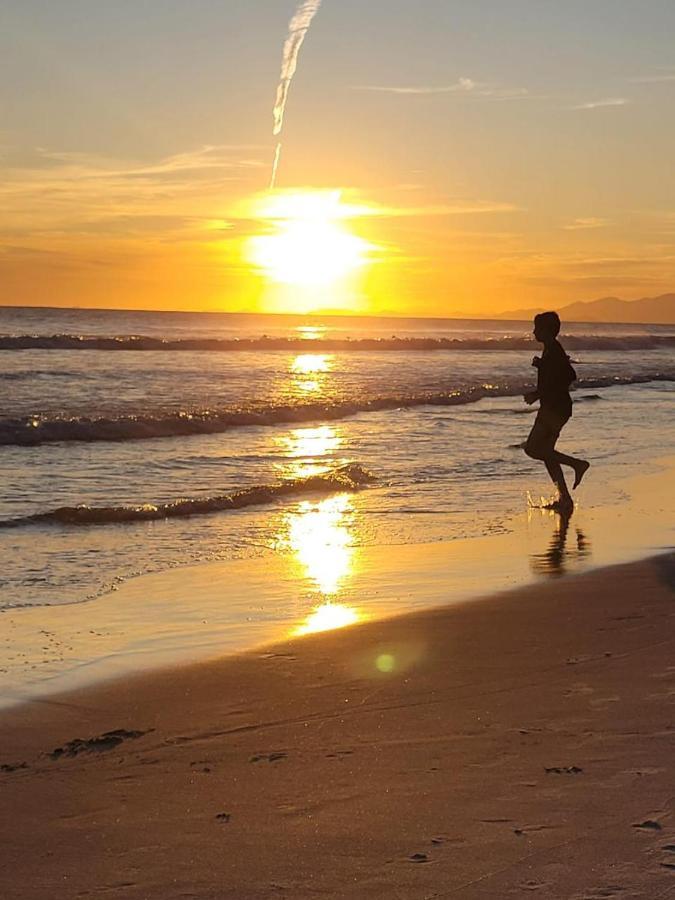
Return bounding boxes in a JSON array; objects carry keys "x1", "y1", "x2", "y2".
[
  {"x1": 558, "y1": 494, "x2": 574, "y2": 515},
  {"x1": 572, "y1": 460, "x2": 590, "y2": 490},
  {"x1": 545, "y1": 494, "x2": 574, "y2": 515}
]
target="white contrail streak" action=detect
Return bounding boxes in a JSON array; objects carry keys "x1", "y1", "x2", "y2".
[
  {"x1": 270, "y1": 141, "x2": 283, "y2": 190},
  {"x1": 270, "y1": 0, "x2": 322, "y2": 188}
]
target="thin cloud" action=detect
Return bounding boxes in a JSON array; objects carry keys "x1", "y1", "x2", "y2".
[
  {"x1": 563, "y1": 217, "x2": 610, "y2": 231},
  {"x1": 628, "y1": 70, "x2": 675, "y2": 84},
  {"x1": 236, "y1": 189, "x2": 519, "y2": 223},
  {"x1": 0, "y1": 145, "x2": 266, "y2": 238},
  {"x1": 567, "y1": 254, "x2": 675, "y2": 269},
  {"x1": 523, "y1": 274, "x2": 660, "y2": 288},
  {"x1": 354, "y1": 78, "x2": 528, "y2": 100},
  {"x1": 367, "y1": 201, "x2": 519, "y2": 218},
  {"x1": 570, "y1": 97, "x2": 629, "y2": 110}
]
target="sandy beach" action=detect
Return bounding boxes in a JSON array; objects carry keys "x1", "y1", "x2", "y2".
[{"x1": 2, "y1": 550, "x2": 674, "y2": 899}]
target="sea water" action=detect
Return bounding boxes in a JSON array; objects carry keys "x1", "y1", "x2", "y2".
[{"x1": 1, "y1": 306, "x2": 674, "y2": 614}]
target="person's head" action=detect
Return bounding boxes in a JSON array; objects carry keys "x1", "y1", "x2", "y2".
[{"x1": 533, "y1": 311, "x2": 561, "y2": 343}]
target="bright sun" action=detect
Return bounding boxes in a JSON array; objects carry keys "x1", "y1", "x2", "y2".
[{"x1": 246, "y1": 190, "x2": 374, "y2": 287}]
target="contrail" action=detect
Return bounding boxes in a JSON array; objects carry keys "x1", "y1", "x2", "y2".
[{"x1": 270, "y1": 0, "x2": 322, "y2": 188}]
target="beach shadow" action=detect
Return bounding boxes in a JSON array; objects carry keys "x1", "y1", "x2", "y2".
[
  {"x1": 529, "y1": 510, "x2": 591, "y2": 578},
  {"x1": 653, "y1": 552, "x2": 675, "y2": 593}
]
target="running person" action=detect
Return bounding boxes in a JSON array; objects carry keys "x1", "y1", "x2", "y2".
[{"x1": 523, "y1": 311, "x2": 589, "y2": 512}]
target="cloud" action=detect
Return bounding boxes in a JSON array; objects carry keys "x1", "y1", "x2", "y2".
[
  {"x1": 496, "y1": 244, "x2": 675, "y2": 294},
  {"x1": 570, "y1": 97, "x2": 629, "y2": 110},
  {"x1": 368, "y1": 201, "x2": 519, "y2": 218},
  {"x1": 237, "y1": 189, "x2": 519, "y2": 223},
  {"x1": 566, "y1": 254, "x2": 675, "y2": 270},
  {"x1": 563, "y1": 217, "x2": 609, "y2": 231},
  {"x1": 628, "y1": 70, "x2": 675, "y2": 84},
  {"x1": 354, "y1": 78, "x2": 528, "y2": 100},
  {"x1": 523, "y1": 274, "x2": 661, "y2": 288},
  {"x1": 0, "y1": 145, "x2": 266, "y2": 239}
]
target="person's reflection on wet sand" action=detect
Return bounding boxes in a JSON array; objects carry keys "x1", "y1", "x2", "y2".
[{"x1": 530, "y1": 509, "x2": 591, "y2": 577}]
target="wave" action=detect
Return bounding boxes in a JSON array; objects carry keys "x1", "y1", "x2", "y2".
[
  {"x1": 2, "y1": 333, "x2": 674, "y2": 353},
  {"x1": 0, "y1": 464, "x2": 374, "y2": 529},
  {"x1": 2, "y1": 373, "x2": 672, "y2": 447}
]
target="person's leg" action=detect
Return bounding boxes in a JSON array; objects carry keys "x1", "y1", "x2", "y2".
[
  {"x1": 552, "y1": 450, "x2": 590, "y2": 489},
  {"x1": 525, "y1": 417, "x2": 572, "y2": 505},
  {"x1": 544, "y1": 455, "x2": 573, "y2": 506},
  {"x1": 546, "y1": 411, "x2": 590, "y2": 490},
  {"x1": 526, "y1": 413, "x2": 577, "y2": 507}
]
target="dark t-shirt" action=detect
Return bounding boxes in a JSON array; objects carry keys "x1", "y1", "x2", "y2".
[{"x1": 537, "y1": 339, "x2": 576, "y2": 417}]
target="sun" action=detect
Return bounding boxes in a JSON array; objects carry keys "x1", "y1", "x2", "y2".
[{"x1": 246, "y1": 190, "x2": 374, "y2": 287}]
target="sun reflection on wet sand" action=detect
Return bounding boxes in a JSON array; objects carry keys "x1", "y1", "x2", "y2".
[
  {"x1": 275, "y1": 488, "x2": 363, "y2": 635},
  {"x1": 294, "y1": 601, "x2": 360, "y2": 636}
]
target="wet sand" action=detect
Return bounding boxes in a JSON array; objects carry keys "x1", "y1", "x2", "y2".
[
  {"x1": 1, "y1": 552, "x2": 674, "y2": 899},
  {"x1": 3, "y1": 456, "x2": 675, "y2": 709}
]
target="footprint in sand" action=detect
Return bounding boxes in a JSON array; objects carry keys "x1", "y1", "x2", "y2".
[
  {"x1": 582, "y1": 885, "x2": 626, "y2": 898},
  {"x1": 632, "y1": 819, "x2": 662, "y2": 832},
  {"x1": 50, "y1": 729, "x2": 149, "y2": 760},
  {"x1": 0, "y1": 761, "x2": 28, "y2": 773},
  {"x1": 660, "y1": 844, "x2": 675, "y2": 870},
  {"x1": 250, "y1": 751, "x2": 287, "y2": 763}
]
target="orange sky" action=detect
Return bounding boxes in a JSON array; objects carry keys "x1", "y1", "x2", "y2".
[{"x1": 2, "y1": 2, "x2": 674, "y2": 317}]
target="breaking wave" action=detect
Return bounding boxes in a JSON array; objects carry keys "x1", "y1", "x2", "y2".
[
  {"x1": 0, "y1": 463, "x2": 375, "y2": 529},
  {"x1": 2, "y1": 373, "x2": 672, "y2": 447},
  {"x1": 2, "y1": 333, "x2": 674, "y2": 352}
]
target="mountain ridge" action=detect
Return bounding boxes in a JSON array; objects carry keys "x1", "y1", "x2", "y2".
[{"x1": 494, "y1": 293, "x2": 675, "y2": 324}]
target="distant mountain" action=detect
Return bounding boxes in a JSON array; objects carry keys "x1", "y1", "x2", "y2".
[{"x1": 495, "y1": 293, "x2": 675, "y2": 325}]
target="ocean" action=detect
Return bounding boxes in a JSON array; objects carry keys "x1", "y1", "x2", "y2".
[{"x1": 1, "y1": 305, "x2": 674, "y2": 621}]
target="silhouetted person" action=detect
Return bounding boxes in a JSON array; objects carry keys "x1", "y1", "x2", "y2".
[{"x1": 523, "y1": 312, "x2": 589, "y2": 513}]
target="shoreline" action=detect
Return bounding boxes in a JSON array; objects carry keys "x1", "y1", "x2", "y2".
[
  {"x1": 2, "y1": 454, "x2": 674, "y2": 709},
  {"x1": 1, "y1": 551, "x2": 674, "y2": 898}
]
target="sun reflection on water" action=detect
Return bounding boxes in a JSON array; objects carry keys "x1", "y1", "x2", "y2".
[
  {"x1": 291, "y1": 353, "x2": 331, "y2": 374},
  {"x1": 295, "y1": 325, "x2": 327, "y2": 340},
  {"x1": 273, "y1": 413, "x2": 361, "y2": 636},
  {"x1": 284, "y1": 424, "x2": 342, "y2": 457},
  {"x1": 289, "y1": 352, "x2": 333, "y2": 395},
  {"x1": 276, "y1": 424, "x2": 343, "y2": 479},
  {"x1": 287, "y1": 494, "x2": 355, "y2": 595}
]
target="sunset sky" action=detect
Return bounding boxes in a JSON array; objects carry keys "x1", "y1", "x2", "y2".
[{"x1": 2, "y1": 0, "x2": 674, "y2": 317}]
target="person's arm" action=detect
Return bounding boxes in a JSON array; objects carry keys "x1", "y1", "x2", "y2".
[{"x1": 523, "y1": 353, "x2": 543, "y2": 404}]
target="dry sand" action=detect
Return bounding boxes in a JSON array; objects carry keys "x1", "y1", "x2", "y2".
[{"x1": 1, "y1": 552, "x2": 674, "y2": 899}]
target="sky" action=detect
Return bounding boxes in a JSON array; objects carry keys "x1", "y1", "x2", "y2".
[{"x1": 1, "y1": 0, "x2": 674, "y2": 317}]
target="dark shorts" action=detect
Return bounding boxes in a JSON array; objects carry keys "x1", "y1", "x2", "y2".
[{"x1": 525, "y1": 406, "x2": 571, "y2": 459}]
